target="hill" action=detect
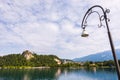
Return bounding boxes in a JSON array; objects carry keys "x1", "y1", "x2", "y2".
[
  {"x1": 0, "y1": 50, "x2": 62, "y2": 68},
  {"x1": 73, "y1": 49, "x2": 120, "y2": 62}
]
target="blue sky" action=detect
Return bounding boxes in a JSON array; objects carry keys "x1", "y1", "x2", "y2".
[{"x1": 0, "y1": 0, "x2": 120, "y2": 59}]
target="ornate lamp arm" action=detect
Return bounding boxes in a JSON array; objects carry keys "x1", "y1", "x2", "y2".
[{"x1": 81, "y1": 5, "x2": 110, "y2": 29}]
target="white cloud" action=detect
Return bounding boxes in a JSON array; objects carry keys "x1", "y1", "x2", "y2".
[
  {"x1": 0, "y1": 0, "x2": 120, "y2": 59},
  {"x1": 12, "y1": 21, "x2": 59, "y2": 50}
]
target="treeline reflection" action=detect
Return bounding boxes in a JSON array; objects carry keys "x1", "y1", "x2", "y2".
[{"x1": 0, "y1": 68, "x2": 117, "y2": 80}]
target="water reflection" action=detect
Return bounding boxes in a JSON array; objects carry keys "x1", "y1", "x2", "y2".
[
  {"x1": 0, "y1": 68, "x2": 118, "y2": 80},
  {"x1": 59, "y1": 68, "x2": 117, "y2": 80},
  {"x1": 0, "y1": 68, "x2": 59, "y2": 80}
]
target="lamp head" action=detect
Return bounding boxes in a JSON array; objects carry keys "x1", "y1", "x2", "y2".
[{"x1": 81, "y1": 29, "x2": 89, "y2": 37}]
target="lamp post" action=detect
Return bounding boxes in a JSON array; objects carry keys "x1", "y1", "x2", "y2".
[{"x1": 81, "y1": 5, "x2": 120, "y2": 80}]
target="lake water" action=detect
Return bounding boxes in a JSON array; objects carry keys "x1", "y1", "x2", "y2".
[{"x1": 0, "y1": 68, "x2": 118, "y2": 80}]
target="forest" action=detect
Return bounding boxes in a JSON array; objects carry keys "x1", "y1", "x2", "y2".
[{"x1": 0, "y1": 53, "x2": 61, "y2": 68}]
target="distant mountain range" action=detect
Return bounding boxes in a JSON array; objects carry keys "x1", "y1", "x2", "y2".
[{"x1": 73, "y1": 49, "x2": 120, "y2": 62}]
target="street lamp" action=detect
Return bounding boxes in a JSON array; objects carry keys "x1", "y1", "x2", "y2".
[{"x1": 81, "y1": 5, "x2": 120, "y2": 80}]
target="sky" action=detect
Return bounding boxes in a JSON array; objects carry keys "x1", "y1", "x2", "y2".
[{"x1": 0, "y1": 0, "x2": 120, "y2": 59}]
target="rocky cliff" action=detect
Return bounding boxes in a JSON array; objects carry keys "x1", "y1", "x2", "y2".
[{"x1": 22, "y1": 50, "x2": 34, "y2": 60}]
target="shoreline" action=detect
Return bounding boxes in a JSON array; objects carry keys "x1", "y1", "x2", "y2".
[
  {"x1": 0, "y1": 66, "x2": 50, "y2": 69},
  {"x1": 0, "y1": 66, "x2": 115, "y2": 69}
]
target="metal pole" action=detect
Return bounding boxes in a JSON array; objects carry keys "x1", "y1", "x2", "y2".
[
  {"x1": 104, "y1": 12, "x2": 120, "y2": 79},
  {"x1": 108, "y1": 30, "x2": 120, "y2": 80}
]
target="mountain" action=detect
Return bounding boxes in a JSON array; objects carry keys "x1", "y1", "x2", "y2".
[{"x1": 73, "y1": 49, "x2": 120, "y2": 62}]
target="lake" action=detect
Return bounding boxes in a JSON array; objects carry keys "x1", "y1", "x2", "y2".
[{"x1": 0, "y1": 68, "x2": 118, "y2": 80}]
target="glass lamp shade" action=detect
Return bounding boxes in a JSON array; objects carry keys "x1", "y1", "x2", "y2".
[{"x1": 81, "y1": 29, "x2": 89, "y2": 37}]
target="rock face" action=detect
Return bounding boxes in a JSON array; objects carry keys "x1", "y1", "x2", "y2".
[
  {"x1": 54, "y1": 58, "x2": 61, "y2": 65},
  {"x1": 22, "y1": 50, "x2": 34, "y2": 60}
]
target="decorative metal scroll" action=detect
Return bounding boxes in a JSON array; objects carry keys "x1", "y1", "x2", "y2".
[{"x1": 81, "y1": 7, "x2": 110, "y2": 29}]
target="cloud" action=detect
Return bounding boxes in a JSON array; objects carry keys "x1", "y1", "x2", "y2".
[{"x1": 0, "y1": 0, "x2": 120, "y2": 59}]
